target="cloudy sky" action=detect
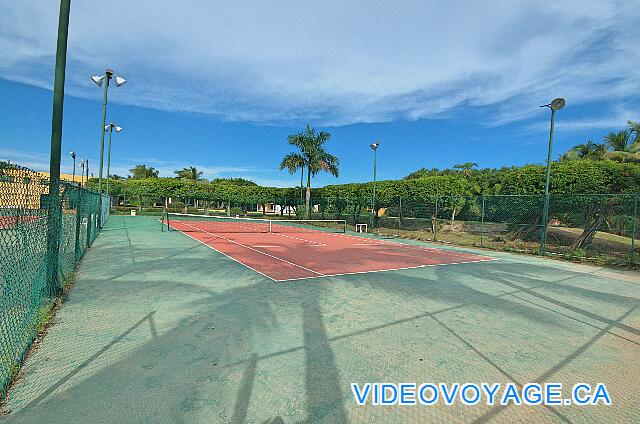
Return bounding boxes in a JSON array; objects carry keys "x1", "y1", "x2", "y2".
[{"x1": 0, "y1": 0, "x2": 638, "y2": 186}]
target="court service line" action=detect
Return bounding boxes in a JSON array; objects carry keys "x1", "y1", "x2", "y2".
[
  {"x1": 176, "y1": 229, "x2": 277, "y2": 282},
  {"x1": 275, "y1": 257, "x2": 499, "y2": 282},
  {"x1": 271, "y1": 231, "x2": 326, "y2": 246},
  {"x1": 180, "y1": 222, "x2": 325, "y2": 277}
]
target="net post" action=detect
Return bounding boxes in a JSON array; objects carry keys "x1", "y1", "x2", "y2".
[{"x1": 269, "y1": 220, "x2": 273, "y2": 233}]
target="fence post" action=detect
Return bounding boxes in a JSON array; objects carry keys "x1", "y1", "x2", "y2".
[
  {"x1": 480, "y1": 195, "x2": 485, "y2": 247},
  {"x1": 540, "y1": 193, "x2": 550, "y2": 255},
  {"x1": 433, "y1": 196, "x2": 439, "y2": 242},
  {"x1": 398, "y1": 196, "x2": 402, "y2": 237},
  {"x1": 631, "y1": 194, "x2": 638, "y2": 264},
  {"x1": 74, "y1": 187, "x2": 83, "y2": 262}
]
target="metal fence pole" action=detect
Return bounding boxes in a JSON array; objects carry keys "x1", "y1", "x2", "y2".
[
  {"x1": 480, "y1": 195, "x2": 485, "y2": 247},
  {"x1": 398, "y1": 196, "x2": 402, "y2": 237},
  {"x1": 433, "y1": 196, "x2": 439, "y2": 242},
  {"x1": 45, "y1": 0, "x2": 71, "y2": 297},
  {"x1": 631, "y1": 194, "x2": 638, "y2": 264},
  {"x1": 74, "y1": 187, "x2": 83, "y2": 262}
]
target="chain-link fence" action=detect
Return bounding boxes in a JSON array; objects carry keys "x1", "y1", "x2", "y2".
[
  {"x1": 0, "y1": 161, "x2": 108, "y2": 398},
  {"x1": 307, "y1": 194, "x2": 639, "y2": 267},
  {"x1": 108, "y1": 189, "x2": 639, "y2": 267}
]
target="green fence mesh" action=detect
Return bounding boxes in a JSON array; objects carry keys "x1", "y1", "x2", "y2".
[
  {"x1": 0, "y1": 161, "x2": 108, "y2": 398},
  {"x1": 113, "y1": 191, "x2": 638, "y2": 267}
]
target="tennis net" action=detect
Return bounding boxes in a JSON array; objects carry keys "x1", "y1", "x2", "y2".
[{"x1": 166, "y1": 213, "x2": 347, "y2": 234}]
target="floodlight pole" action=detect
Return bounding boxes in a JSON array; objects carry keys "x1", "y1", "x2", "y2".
[
  {"x1": 540, "y1": 101, "x2": 562, "y2": 255},
  {"x1": 45, "y1": 0, "x2": 71, "y2": 297},
  {"x1": 97, "y1": 70, "x2": 112, "y2": 195},
  {"x1": 106, "y1": 125, "x2": 114, "y2": 197},
  {"x1": 370, "y1": 142, "x2": 380, "y2": 228},
  {"x1": 70, "y1": 151, "x2": 76, "y2": 185}
]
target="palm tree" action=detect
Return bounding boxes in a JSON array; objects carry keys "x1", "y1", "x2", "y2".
[
  {"x1": 280, "y1": 151, "x2": 306, "y2": 207},
  {"x1": 560, "y1": 140, "x2": 607, "y2": 161},
  {"x1": 604, "y1": 130, "x2": 634, "y2": 152},
  {"x1": 174, "y1": 166, "x2": 204, "y2": 181},
  {"x1": 280, "y1": 125, "x2": 339, "y2": 216},
  {"x1": 129, "y1": 165, "x2": 159, "y2": 179},
  {"x1": 628, "y1": 120, "x2": 640, "y2": 145}
]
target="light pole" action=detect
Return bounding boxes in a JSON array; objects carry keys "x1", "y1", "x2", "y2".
[
  {"x1": 104, "y1": 123, "x2": 123, "y2": 198},
  {"x1": 70, "y1": 151, "x2": 76, "y2": 185},
  {"x1": 85, "y1": 159, "x2": 89, "y2": 187},
  {"x1": 91, "y1": 69, "x2": 125, "y2": 226},
  {"x1": 91, "y1": 69, "x2": 126, "y2": 194},
  {"x1": 45, "y1": 0, "x2": 71, "y2": 296},
  {"x1": 370, "y1": 141, "x2": 380, "y2": 228},
  {"x1": 78, "y1": 159, "x2": 85, "y2": 187},
  {"x1": 539, "y1": 98, "x2": 565, "y2": 255}
]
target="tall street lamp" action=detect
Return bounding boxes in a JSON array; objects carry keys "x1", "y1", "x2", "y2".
[
  {"x1": 104, "y1": 123, "x2": 123, "y2": 198},
  {"x1": 70, "y1": 151, "x2": 76, "y2": 185},
  {"x1": 91, "y1": 69, "x2": 126, "y2": 194},
  {"x1": 370, "y1": 141, "x2": 380, "y2": 228},
  {"x1": 539, "y1": 97, "x2": 565, "y2": 255}
]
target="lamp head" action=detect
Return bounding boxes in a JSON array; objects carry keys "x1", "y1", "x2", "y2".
[
  {"x1": 70, "y1": 151, "x2": 76, "y2": 159},
  {"x1": 91, "y1": 75, "x2": 104, "y2": 87},
  {"x1": 115, "y1": 75, "x2": 127, "y2": 87},
  {"x1": 115, "y1": 126, "x2": 123, "y2": 132},
  {"x1": 540, "y1": 97, "x2": 566, "y2": 111},
  {"x1": 370, "y1": 141, "x2": 380, "y2": 150},
  {"x1": 550, "y1": 98, "x2": 566, "y2": 111}
]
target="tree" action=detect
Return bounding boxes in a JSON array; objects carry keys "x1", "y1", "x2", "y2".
[
  {"x1": 174, "y1": 166, "x2": 204, "y2": 181},
  {"x1": 279, "y1": 151, "x2": 306, "y2": 207},
  {"x1": 210, "y1": 177, "x2": 257, "y2": 186},
  {"x1": 280, "y1": 125, "x2": 339, "y2": 216},
  {"x1": 129, "y1": 165, "x2": 159, "y2": 179},
  {"x1": 604, "y1": 130, "x2": 634, "y2": 152},
  {"x1": 560, "y1": 140, "x2": 607, "y2": 161}
]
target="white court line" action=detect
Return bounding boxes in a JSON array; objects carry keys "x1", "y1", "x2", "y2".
[
  {"x1": 271, "y1": 231, "x2": 326, "y2": 246},
  {"x1": 275, "y1": 257, "x2": 499, "y2": 282},
  {"x1": 252, "y1": 245, "x2": 282, "y2": 248},
  {"x1": 179, "y1": 222, "x2": 325, "y2": 277},
  {"x1": 320, "y1": 231, "x2": 492, "y2": 259},
  {"x1": 175, "y1": 230, "x2": 277, "y2": 281}
]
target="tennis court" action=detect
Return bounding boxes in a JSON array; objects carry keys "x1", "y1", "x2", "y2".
[
  {"x1": 4, "y1": 215, "x2": 639, "y2": 423},
  {"x1": 165, "y1": 213, "x2": 496, "y2": 281}
]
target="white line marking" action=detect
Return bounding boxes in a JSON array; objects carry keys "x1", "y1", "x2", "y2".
[
  {"x1": 271, "y1": 231, "x2": 326, "y2": 245},
  {"x1": 275, "y1": 258, "x2": 499, "y2": 282},
  {"x1": 252, "y1": 245, "x2": 281, "y2": 248},
  {"x1": 175, "y1": 230, "x2": 277, "y2": 281},
  {"x1": 179, "y1": 222, "x2": 325, "y2": 276},
  {"x1": 319, "y1": 231, "x2": 493, "y2": 259}
]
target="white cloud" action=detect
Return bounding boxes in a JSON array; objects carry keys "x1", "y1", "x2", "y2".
[{"x1": 0, "y1": 0, "x2": 638, "y2": 126}]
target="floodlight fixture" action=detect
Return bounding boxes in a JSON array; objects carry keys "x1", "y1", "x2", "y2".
[
  {"x1": 115, "y1": 76, "x2": 127, "y2": 87},
  {"x1": 370, "y1": 141, "x2": 380, "y2": 150},
  {"x1": 91, "y1": 75, "x2": 104, "y2": 87}
]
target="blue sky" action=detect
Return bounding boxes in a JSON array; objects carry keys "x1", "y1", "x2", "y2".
[{"x1": 0, "y1": 0, "x2": 638, "y2": 187}]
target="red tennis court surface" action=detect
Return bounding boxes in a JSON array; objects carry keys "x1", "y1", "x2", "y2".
[{"x1": 169, "y1": 220, "x2": 497, "y2": 281}]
